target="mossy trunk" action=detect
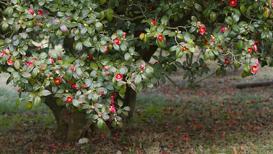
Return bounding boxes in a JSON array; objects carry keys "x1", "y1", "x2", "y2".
[
  {"x1": 44, "y1": 96, "x2": 90, "y2": 142},
  {"x1": 44, "y1": 87, "x2": 137, "y2": 142}
]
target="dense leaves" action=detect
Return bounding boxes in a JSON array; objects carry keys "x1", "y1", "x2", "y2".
[{"x1": 0, "y1": 0, "x2": 272, "y2": 127}]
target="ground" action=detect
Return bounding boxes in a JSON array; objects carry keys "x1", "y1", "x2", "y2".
[{"x1": 0, "y1": 66, "x2": 273, "y2": 153}]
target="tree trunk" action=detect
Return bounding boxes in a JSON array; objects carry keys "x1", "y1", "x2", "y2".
[
  {"x1": 123, "y1": 86, "x2": 137, "y2": 120},
  {"x1": 44, "y1": 96, "x2": 91, "y2": 142}
]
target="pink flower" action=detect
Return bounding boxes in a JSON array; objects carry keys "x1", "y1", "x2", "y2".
[
  {"x1": 115, "y1": 73, "x2": 123, "y2": 81},
  {"x1": 122, "y1": 32, "x2": 127, "y2": 39},
  {"x1": 0, "y1": 50, "x2": 7, "y2": 57},
  {"x1": 28, "y1": 8, "x2": 35, "y2": 15},
  {"x1": 103, "y1": 65, "x2": 110, "y2": 71},
  {"x1": 60, "y1": 25, "x2": 68, "y2": 32},
  {"x1": 140, "y1": 64, "x2": 145, "y2": 72},
  {"x1": 49, "y1": 57, "x2": 55, "y2": 64},
  {"x1": 220, "y1": 26, "x2": 227, "y2": 33},
  {"x1": 252, "y1": 44, "x2": 258, "y2": 52},
  {"x1": 109, "y1": 105, "x2": 116, "y2": 113}
]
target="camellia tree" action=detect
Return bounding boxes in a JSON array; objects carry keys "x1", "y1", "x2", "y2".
[{"x1": 0, "y1": 0, "x2": 272, "y2": 141}]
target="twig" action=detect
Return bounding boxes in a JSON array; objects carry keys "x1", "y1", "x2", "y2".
[
  {"x1": 194, "y1": 70, "x2": 216, "y2": 84},
  {"x1": 113, "y1": 14, "x2": 145, "y2": 21},
  {"x1": 0, "y1": 1, "x2": 8, "y2": 5},
  {"x1": 165, "y1": 75, "x2": 181, "y2": 89}
]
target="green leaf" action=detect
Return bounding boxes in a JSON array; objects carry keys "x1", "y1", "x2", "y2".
[
  {"x1": 22, "y1": 72, "x2": 31, "y2": 78},
  {"x1": 1, "y1": 21, "x2": 9, "y2": 31},
  {"x1": 123, "y1": 106, "x2": 130, "y2": 111},
  {"x1": 75, "y1": 42, "x2": 83, "y2": 51},
  {"x1": 120, "y1": 43, "x2": 127, "y2": 51},
  {"x1": 225, "y1": 16, "x2": 233, "y2": 25},
  {"x1": 33, "y1": 96, "x2": 41, "y2": 106},
  {"x1": 83, "y1": 39, "x2": 92, "y2": 47},
  {"x1": 135, "y1": 75, "x2": 142, "y2": 84},
  {"x1": 97, "y1": 118, "x2": 107, "y2": 129},
  {"x1": 25, "y1": 102, "x2": 33, "y2": 109},
  {"x1": 145, "y1": 66, "x2": 154, "y2": 75},
  {"x1": 232, "y1": 14, "x2": 240, "y2": 23},
  {"x1": 40, "y1": 90, "x2": 51, "y2": 96},
  {"x1": 100, "y1": 0, "x2": 107, "y2": 4},
  {"x1": 72, "y1": 99, "x2": 80, "y2": 107},
  {"x1": 14, "y1": 60, "x2": 20, "y2": 70},
  {"x1": 106, "y1": 9, "x2": 114, "y2": 21},
  {"x1": 194, "y1": 3, "x2": 202, "y2": 12},
  {"x1": 95, "y1": 22, "x2": 103, "y2": 31},
  {"x1": 124, "y1": 53, "x2": 131, "y2": 61}
]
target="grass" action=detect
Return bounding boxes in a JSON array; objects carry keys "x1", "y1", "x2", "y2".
[
  {"x1": 0, "y1": 87, "x2": 54, "y2": 133},
  {"x1": 0, "y1": 87, "x2": 20, "y2": 113}
]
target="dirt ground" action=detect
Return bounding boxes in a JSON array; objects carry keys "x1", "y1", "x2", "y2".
[{"x1": 0, "y1": 67, "x2": 273, "y2": 153}]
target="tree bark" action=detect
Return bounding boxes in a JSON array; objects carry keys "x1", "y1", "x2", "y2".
[
  {"x1": 44, "y1": 96, "x2": 91, "y2": 142},
  {"x1": 235, "y1": 81, "x2": 273, "y2": 89},
  {"x1": 123, "y1": 86, "x2": 137, "y2": 119}
]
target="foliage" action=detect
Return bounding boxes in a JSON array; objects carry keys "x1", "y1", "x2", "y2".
[{"x1": 0, "y1": 0, "x2": 272, "y2": 127}]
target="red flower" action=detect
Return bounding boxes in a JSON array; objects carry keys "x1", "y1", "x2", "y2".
[
  {"x1": 25, "y1": 61, "x2": 33, "y2": 67},
  {"x1": 7, "y1": 58, "x2": 13, "y2": 66},
  {"x1": 250, "y1": 60, "x2": 260, "y2": 75},
  {"x1": 181, "y1": 133, "x2": 190, "y2": 142},
  {"x1": 54, "y1": 77, "x2": 62, "y2": 85},
  {"x1": 115, "y1": 73, "x2": 123, "y2": 81},
  {"x1": 66, "y1": 96, "x2": 73, "y2": 103},
  {"x1": 28, "y1": 8, "x2": 35, "y2": 15},
  {"x1": 113, "y1": 38, "x2": 121, "y2": 46},
  {"x1": 87, "y1": 53, "x2": 93, "y2": 60},
  {"x1": 248, "y1": 48, "x2": 253, "y2": 54},
  {"x1": 224, "y1": 58, "x2": 230, "y2": 65},
  {"x1": 57, "y1": 56, "x2": 62, "y2": 61},
  {"x1": 229, "y1": 0, "x2": 238, "y2": 7},
  {"x1": 157, "y1": 34, "x2": 164, "y2": 42},
  {"x1": 71, "y1": 84, "x2": 78, "y2": 90},
  {"x1": 254, "y1": 40, "x2": 260, "y2": 46},
  {"x1": 250, "y1": 65, "x2": 259, "y2": 75},
  {"x1": 37, "y1": 9, "x2": 43, "y2": 16},
  {"x1": 220, "y1": 26, "x2": 227, "y2": 33},
  {"x1": 198, "y1": 25, "x2": 206, "y2": 36},
  {"x1": 109, "y1": 105, "x2": 116, "y2": 113},
  {"x1": 151, "y1": 19, "x2": 157, "y2": 26}
]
